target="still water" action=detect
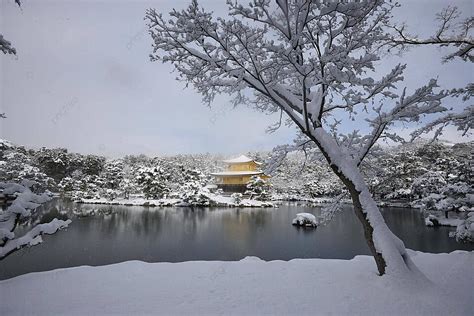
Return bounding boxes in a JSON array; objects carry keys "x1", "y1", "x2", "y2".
[{"x1": 1, "y1": 200, "x2": 472, "y2": 279}]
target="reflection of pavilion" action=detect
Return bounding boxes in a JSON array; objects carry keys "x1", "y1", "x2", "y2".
[
  {"x1": 220, "y1": 209, "x2": 269, "y2": 254},
  {"x1": 210, "y1": 155, "x2": 270, "y2": 192}
]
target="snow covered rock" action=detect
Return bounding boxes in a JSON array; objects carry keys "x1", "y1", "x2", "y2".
[{"x1": 292, "y1": 213, "x2": 318, "y2": 228}]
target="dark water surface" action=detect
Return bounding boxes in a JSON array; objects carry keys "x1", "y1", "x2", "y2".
[{"x1": 1, "y1": 200, "x2": 472, "y2": 280}]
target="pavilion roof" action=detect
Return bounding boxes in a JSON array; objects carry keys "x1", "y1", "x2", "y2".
[{"x1": 222, "y1": 155, "x2": 262, "y2": 165}]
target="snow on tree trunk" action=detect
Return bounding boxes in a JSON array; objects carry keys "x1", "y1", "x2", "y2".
[{"x1": 310, "y1": 127, "x2": 423, "y2": 277}]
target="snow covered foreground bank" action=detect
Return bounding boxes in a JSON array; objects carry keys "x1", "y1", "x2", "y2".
[{"x1": 1, "y1": 251, "x2": 472, "y2": 315}]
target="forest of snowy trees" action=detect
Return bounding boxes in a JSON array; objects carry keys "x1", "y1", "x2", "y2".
[{"x1": 1, "y1": 138, "x2": 472, "y2": 244}]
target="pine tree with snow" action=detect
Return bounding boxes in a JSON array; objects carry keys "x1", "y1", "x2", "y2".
[
  {"x1": 245, "y1": 176, "x2": 272, "y2": 201},
  {"x1": 136, "y1": 166, "x2": 170, "y2": 199},
  {"x1": 178, "y1": 169, "x2": 212, "y2": 206}
]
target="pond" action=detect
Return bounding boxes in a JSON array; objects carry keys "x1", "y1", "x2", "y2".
[{"x1": 1, "y1": 200, "x2": 473, "y2": 280}]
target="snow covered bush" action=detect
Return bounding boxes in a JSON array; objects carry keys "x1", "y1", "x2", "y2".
[
  {"x1": 245, "y1": 176, "x2": 272, "y2": 201},
  {"x1": 231, "y1": 193, "x2": 243, "y2": 205},
  {"x1": 450, "y1": 212, "x2": 474, "y2": 242}
]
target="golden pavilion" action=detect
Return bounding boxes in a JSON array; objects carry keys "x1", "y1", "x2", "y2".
[{"x1": 211, "y1": 155, "x2": 270, "y2": 192}]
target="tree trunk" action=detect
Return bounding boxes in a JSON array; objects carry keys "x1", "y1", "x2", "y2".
[
  {"x1": 330, "y1": 165, "x2": 424, "y2": 277},
  {"x1": 341, "y1": 176, "x2": 386, "y2": 275},
  {"x1": 307, "y1": 128, "x2": 424, "y2": 278}
]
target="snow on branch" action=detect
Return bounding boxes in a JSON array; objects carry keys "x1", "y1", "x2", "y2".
[
  {"x1": 386, "y1": 6, "x2": 474, "y2": 62},
  {"x1": 0, "y1": 35, "x2": 16, "y2": 56},
  {"x1": 410, "y1": 104, "x2": 474, "y2": 141},
  {"x1": 0, "y1": 182, "x2": 71, "y2": 259},
  {"x1": 0, "y1": 218, "x2": 71, "y2": 258}
]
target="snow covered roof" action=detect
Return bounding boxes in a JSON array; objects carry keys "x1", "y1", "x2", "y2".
[
  {"x1": 222, "y1": 155, "x2": 262, "y2": 165},
  {"x1": 210, "y1": 171, "x2": 264, "y2": 176}
]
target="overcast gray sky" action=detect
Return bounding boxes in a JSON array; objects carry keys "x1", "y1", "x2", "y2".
[{"x1": 1, "y1": 0, "x2": 472, "y2": 157}]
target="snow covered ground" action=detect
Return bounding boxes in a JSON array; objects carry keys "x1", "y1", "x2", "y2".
[{"x1": 1, "y1": 250, "x2": 472, "y2": 315}]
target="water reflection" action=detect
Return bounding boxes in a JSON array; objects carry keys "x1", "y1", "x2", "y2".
[{"x1": 1, "y1": 200, "x2": 472, "y2": 280}]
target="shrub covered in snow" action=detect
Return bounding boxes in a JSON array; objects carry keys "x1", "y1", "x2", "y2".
[
  {"x1": 231, "y1": 193, "x2": 243, "y2": 205},
  {"x1": 245, "y1": 176, "x2": 272, "y2": 201},
  {"x1": 450, "y1": 212, "x2": 474, "y2": 242}
]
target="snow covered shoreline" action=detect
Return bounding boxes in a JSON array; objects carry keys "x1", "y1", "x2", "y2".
[
  {"x1": 76, "y1": 193, "x2": 275, "y2": 208},
  {"x1": 74, "y1": 194, "x2": 420, "y2": 209},
  {"x1": 1, "y1": 250, "x2": 472, "y2": 315}
]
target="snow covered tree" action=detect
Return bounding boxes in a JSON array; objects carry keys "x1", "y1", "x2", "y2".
[
  {"x1": 304, "y1": 173, "x2": 344, "y2": 198},
  {"x1": 177, "y1": 169, "x2": 212, "y2": 206},
  {"x1": 245, "y1": 176, "x2": 272, "y2": 201},
  {"x1": 34, "y1": 148, "x2": 71, "y2": 182},
  {"x1": 80, "y1": 155, "x2": 106, "y2": 176},
  {"x1": 101, "y1": 160, "x2": 124, "y2": 190},
  {"x1": 119, "y1": 165, "x2": 136, "y2": 199},
  {"x1": 367, "y1": 147, "x2": 425, "y2": 200},
  {"x1": 0, "y1": 142, "x2": 57, "y2": 192},
  {"x1": 136, "y1": 166, "x2": 170, "y2": 199},
  {"x1": 146, "y1": 0, "x2": 471, "y2": 276},
  {"x1": 411, "y1": 171, "x2": 446, "y2": 199}
]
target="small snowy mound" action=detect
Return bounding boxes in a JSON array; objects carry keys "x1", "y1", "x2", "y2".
[{"x1": 292, "y1": 213, "x2": 317, "y2": 228}]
